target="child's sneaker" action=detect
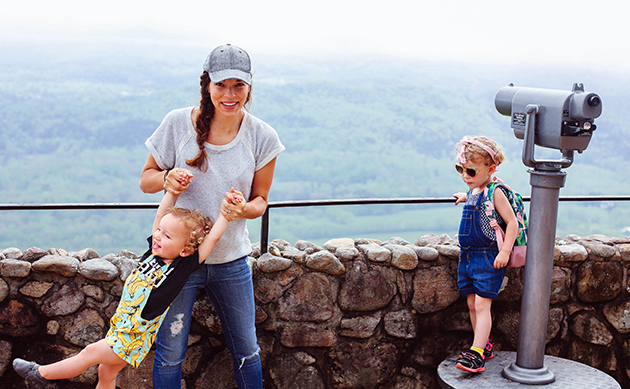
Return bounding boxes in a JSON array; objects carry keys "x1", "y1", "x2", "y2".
[
  {"x1": 456, "y1": 349, "x2": 485, "y2": 373},
  {"x1": 483, "y1": 341, "x2": 494, "y2": 360},
  {"x1": 459, "y1": 341, "x2": 494, "y2": 360},
  {"x1": 13, "y1": 358, "x2": 57, "y2": 388}
]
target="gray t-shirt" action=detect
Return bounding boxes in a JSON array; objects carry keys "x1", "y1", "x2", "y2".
[{"x1": 146, "y1": 107, "x2": 285, "y2": 264}]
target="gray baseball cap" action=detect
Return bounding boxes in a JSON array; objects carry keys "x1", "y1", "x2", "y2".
[{"x1": 203, "y1": 44, "x2": 252, "y2": 84}]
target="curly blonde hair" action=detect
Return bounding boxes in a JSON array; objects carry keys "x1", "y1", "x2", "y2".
[
  {"x1": 456, "y1": 136, "x2": 506, "y2": 166},
  {"x1": 166, "y1": 207, "x2": 213, "y2": 253}
]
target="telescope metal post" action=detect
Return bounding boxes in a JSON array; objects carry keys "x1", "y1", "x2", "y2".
[
  {"x1": 502, "y1": 168, "x2": 564, "y2": 384},
  {"x1": 503, "y1": 101, "x2": 565, "y2": 384}
]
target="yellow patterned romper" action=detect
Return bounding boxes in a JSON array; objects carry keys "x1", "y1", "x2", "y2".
[{"x1": 105, "y1": 255, "x2": 172, "y2": 367}]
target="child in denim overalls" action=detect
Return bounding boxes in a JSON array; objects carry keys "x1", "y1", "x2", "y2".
[{"x1": 452, "y1": 136, "x2": 519, "y2": 373}]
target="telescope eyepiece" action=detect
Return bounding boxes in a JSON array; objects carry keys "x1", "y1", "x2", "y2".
[{"x1": 588, "y1": 95, "x2": 601, "y2": 107}]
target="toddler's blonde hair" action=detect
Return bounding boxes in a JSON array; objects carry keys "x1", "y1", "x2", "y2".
[
  {"x1": 456, "y1": 136, "x2": 505, "y2": 166},
  {"x1": 166, "y1": 207, "x2": 213, "y2": 253}
]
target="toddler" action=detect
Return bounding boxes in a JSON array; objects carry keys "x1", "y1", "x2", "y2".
[
  {"x1": 452, "y1": 136, "x2": 518, "y2": 373},
  {"x1": 14, "y1": 169, "x2": 242, "y2": 388}
]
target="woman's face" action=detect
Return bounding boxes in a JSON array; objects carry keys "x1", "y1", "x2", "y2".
[{"x1": 208, "y1": 78, "x2": 250, "y2": 117}]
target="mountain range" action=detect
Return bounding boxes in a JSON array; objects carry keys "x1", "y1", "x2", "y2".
[{"x1": 1, "y1": 36, "x2": 629, "y2": 254}]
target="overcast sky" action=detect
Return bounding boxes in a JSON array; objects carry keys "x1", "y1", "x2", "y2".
[{"x1": 2, "y1": 0, "x2": 629, "y2": 71}]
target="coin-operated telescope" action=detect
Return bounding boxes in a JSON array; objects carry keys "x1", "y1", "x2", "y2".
[
  {"x1": 437, "y1": 84, "x2": 612, "y2": 386},
  {"x1": 494, "y1": 83, "x2": 603, "y2": 385},
  {"x1": 495, "y1": 83, "x2": 602, "y2": 168}
]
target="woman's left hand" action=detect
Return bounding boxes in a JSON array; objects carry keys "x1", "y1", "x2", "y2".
[{"x1": 222, "y1": 187, "x2": 246, "y2": 221}]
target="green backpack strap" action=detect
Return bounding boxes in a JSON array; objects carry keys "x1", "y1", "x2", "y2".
[{"x1": 482, "y1": 182, "x2": 500, "y2": 223}]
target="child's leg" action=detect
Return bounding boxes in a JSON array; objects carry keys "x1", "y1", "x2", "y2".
[
  {"x1": 466, "y1": 294, "x2": 477, "y2": 329},
  {"x1": 470, "y1": 295, "x2": 493, "y2": 351},
  {"x1": 96, "y1": 359, "x2": 128, "y2": 389},
  {"x1": 39, "y1": 339, "x2": 126, "y2": 381}
]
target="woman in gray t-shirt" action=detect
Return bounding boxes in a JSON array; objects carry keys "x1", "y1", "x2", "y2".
[{"x1": 139, "y1": 44, "x2": 284, "y2": 389}]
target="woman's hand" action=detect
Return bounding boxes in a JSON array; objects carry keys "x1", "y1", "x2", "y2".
[
  {"x1": 164, "y1": 168, "x2": 193, "y2": 195},
  {"x1": 218, "y1": 157, "x2": 278, "y2": 221},
  {"x1": 222, "y1": 187, "x2": 246, "y2": 221},
  {"x1": 140, "y1": 154, "x2": 194, "y2": 195}
]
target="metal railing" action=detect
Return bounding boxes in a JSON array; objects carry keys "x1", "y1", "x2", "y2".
[{"x1": 2, "y1": 195, "x2": 630, "y2": 253}]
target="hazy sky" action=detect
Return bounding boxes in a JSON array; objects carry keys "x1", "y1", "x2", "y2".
[{"x1": 2, "y1": 0, "x2": 629, "y2": 70}]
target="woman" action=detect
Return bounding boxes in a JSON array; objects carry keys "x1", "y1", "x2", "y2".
[{"x1": 139, "y1": 43, "x2": 285, "y2": 389}]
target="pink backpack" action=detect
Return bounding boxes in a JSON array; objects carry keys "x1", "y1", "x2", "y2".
[{"x1": 481, "y1": 180, "x2": 528, "y2": 268}]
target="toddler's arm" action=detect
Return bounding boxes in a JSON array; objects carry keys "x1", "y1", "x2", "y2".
[
  {"x1": 152, "y1": 169, "x2": 193, "y2": 233},
  {"x1": 153, "y1": 192, "x2": 178, "y2": 233},
  {"x1": 453, "y1": 192, "x2": 467, "y2": 205},
  {"x1": 197, "y1": 191, "x2": 245, "y2": 261},
  {"x1": 493, "y1": 189, "x2": 518, "y2": 268}
]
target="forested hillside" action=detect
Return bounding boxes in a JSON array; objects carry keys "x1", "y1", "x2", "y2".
[{"x1": 1, "y1": 38, "x2": 629, "y2": 254}]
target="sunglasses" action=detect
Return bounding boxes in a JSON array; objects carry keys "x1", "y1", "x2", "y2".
[{"x1": 454, "y1": 163, "x2": 490, "y2": 177}]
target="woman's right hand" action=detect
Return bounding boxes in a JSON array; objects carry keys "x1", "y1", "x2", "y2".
[
  {"x1": 222, "y1": 188, "x2": 246, "y2": 221},
  {"x1": 164, "y1": 168, "x2": 193, "y2": 195},
  {"x1": 140, "y1": 154, "x2": 192, "y2": 195}
]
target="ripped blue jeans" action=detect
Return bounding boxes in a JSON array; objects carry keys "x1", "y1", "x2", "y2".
[{"x1": 152, "y1": 257, "x2": 262, "y2": 389}]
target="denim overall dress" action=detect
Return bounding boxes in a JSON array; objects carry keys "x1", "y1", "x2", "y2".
[{"x1": 457, "y1": 191, "x2": 507, "y2": 299}]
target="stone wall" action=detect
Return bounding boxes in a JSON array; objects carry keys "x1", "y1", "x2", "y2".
[{"x1": 1, "y1": 233, "x2": 629, "y2": 388}]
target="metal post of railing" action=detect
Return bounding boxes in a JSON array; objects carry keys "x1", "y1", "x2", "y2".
[{"x1": 261, "y1": 207, "x2": 270, "y2": 254}]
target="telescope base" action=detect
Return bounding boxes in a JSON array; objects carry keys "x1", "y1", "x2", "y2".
[
  {"x1": 502, "y1": 362, "x2": 554, "y2": 384},
  {"x1": 437, "y1": 351, "x2": 620, "y2": 388}
]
